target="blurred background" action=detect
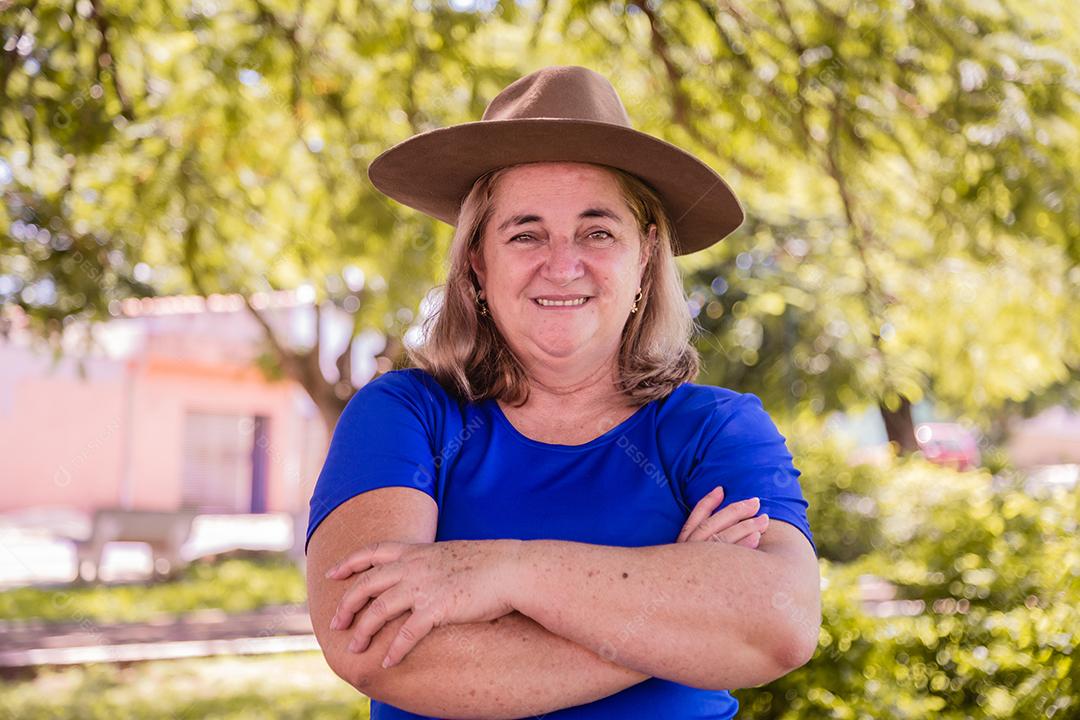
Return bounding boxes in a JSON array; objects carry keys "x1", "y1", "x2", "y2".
[{"x1": 1, "y1": 0, "x2": 1078, "y2": 717}]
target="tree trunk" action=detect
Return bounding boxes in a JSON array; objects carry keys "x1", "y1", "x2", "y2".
[
  {"x1": 880, "y1": 396, "x2": 918, "y2": 456},
  {"x1": 239, "y1": 295, "x2": 407, "y2": 435}
]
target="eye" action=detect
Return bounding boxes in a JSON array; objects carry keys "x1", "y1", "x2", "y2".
[
  {"x1": 587, "y1": 230, "x2": 614, "y2": 241},
  {"x1": 510, "y1": 233, "x2": 537, "y2": 243}
]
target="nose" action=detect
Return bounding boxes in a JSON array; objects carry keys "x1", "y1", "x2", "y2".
[{"x1": 540, "y1": 237, "x2": 585, "y2": 285}]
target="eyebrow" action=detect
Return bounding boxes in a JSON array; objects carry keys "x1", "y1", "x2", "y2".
[{"x1": 495, "y1": 207, "x2": 624, "y2": 233}]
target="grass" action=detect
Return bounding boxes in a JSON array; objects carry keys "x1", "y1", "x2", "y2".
[
  {"x1": 0, "y1": 651, "x2": 371, "y2": 719},
  {"x1": 0, "y1": 551, "x2": 306, "y2": 624}
]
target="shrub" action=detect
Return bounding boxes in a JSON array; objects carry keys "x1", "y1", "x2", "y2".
[{"x1": 734, "y1": 453, "x2": 1079, "y2": 718}]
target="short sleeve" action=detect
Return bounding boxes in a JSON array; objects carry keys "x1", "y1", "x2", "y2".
[
  {"x1": 305, "y1": 371, "x2": 439, "y2": 554},
  {"x1": 683, "y1": 392, "x2": 816, "y2": 557}
]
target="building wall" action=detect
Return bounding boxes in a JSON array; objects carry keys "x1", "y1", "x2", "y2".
[
  {"x1": 124, "y1": 356, "x2": 315, "y2": 513},
  {"x1": 0, "y1": 323, "x2": 328, "y2": 516},
  {"x1": 0, "y1": 345, "x2": 129, "y2": 512}
]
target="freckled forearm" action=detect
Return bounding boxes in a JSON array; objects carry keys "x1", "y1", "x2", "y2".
[
  {"x1": 508, "y1": 540, "x2": 801, "y2": 690},
  {"x1": 348, "y1": 610, "x2": 649, "y2": 719}
]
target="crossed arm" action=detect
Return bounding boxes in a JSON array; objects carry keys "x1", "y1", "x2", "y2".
[
  {"x1": 506, "y1": 529, "x2": 820, "y2": 691},
  {"x1": 306, "y1": 487, "x2": 820, "y2": 720}
]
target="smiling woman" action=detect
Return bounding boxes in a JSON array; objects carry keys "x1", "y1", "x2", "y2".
[
  {"x1": 305, "y1": 65, "x2": 820, "y2": 720},
  {"x1": 412, "y1": 159, "x2": 698, "y2": 413}
]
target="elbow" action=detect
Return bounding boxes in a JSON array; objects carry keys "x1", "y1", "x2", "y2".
[
  {"x1": 325, "y1": 645, "x2": 392, "y2": 697},
  {"x1": 776, "y1": 633, "x2": 817, "y2": 673},
  {"x1": 308, "y1": 588, "x2": 405, "y2": 697},
  {"x1": 323, "y1": 644, "x2": 366, "y2": 691},
  {"x1": 697, "y1": 619, "x2": 820, "y2": 691},
  {"x1": 767, "y1": 578, "x2": 822, "y2": 678},
  {"x1": 311, "y1": 607, "x2": 435, "y2": 703},
  {"x1": 330, "y1": 647, "x2": 395, "y2": 699},
  {"x1": 772, "y1": 614, "x2": 821, "y2": 676},
  {"x1": 729, "y1": 604, "x2": 818, "y2": 689},
  {"x1": 718, "y1": 628, "x2": 816, "y2": 692},
  {"x1": 310, "y1": 614, "x2": 395, "y2": 697}
]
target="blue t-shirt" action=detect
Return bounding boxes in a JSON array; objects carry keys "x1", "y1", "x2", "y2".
[{"x1": 307, "y1": 368, "x2": 816, "y2": 720}]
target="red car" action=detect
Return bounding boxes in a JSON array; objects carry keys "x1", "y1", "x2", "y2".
[{"x1": 914, "y1": 422, "x2": 981, "y2": 470}]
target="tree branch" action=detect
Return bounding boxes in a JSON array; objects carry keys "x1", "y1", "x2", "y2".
[
  {"x1": 629, "y1": 0, "x2": 763, "y2": 180},
  {"x1": 89, "y1": 0, "x2": 133, "y2": 120}
]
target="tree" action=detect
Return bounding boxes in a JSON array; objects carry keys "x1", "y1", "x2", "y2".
[
  {"x1": 544, "y1": 0, "x2": 1080, "y2": 450},
  {"x1": 4, "y1": 0, "x2": 1078, "y2": 444},
  {"x1": 1, "y1": 0, "x2": 536, "y2": 431}
]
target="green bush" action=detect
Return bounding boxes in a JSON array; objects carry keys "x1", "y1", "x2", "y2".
[
  {"x1": 736, "y1": 557, "x2": 1077, "y2": 719},
  {"x1": 734, "y1": 452, "x2": 1079, "y2": 718},
  {"x1": 790, "y1": 437, "x2": 886, "y2": 563},
  {"x1": 870, "y1": 462, "x2": 1076, "y2": 609}
]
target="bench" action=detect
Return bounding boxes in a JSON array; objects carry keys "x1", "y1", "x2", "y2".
[{"x1": 73, "y1": 509, "x2": 201, "y2": 582}]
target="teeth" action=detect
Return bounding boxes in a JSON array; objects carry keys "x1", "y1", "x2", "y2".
[{"x1": 536, "y1": 297, "x2": 589, "y2": 307}]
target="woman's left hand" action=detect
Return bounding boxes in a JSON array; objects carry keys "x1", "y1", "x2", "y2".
[{"x1": 325, "y1": 538, "x2": 522, "y2": 668}]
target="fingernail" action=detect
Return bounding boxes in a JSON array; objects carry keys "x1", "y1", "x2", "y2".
[
  {"x1": 760, "y1": 513, "x2": 769, "y2": 522},
  {"x1": 329, "y1": 616, "x2": 339, "y2": 630},
  {"x1": 381, "y1": 656, "x2": 392, "y2": 668},
  {"x1": 347, "y1": 638, "x2": 361, "y2": 653},
  {"x1": 325, "y1": 565, "x2": 339, "y2": 578}
]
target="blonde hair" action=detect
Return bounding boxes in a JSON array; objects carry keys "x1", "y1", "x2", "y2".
[{"x1": 406, "y1": 163, "x2": 700, "y2": 406}]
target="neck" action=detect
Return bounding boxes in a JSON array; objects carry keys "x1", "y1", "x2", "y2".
[{"x1": 513, "y1": 352, "x2": 629, "y2": 411}]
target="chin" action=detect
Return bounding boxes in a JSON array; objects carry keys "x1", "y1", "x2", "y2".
[
  {"x1": 528, "y1": 337, "x2": 589, "y2": 359},
  {"x1": 534, "y1": 344, "x2": 583, "y2": 359}
]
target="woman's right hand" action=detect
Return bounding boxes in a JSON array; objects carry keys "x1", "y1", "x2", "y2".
[{"x1": 676, "y1": 486, "x2": 769, "y2": 548}]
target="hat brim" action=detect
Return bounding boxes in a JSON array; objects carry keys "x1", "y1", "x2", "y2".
[{"x1": 367, "y1": 118, "x2": 744, "y2": 255}]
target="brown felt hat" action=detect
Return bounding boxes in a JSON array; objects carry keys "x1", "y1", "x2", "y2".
[{"x1": 367, "y1": 65, "x2": 744, "y2": 255}]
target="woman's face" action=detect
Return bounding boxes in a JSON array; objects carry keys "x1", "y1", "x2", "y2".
[{"x1": 470, "y1": 162, "x2": 652, "y2": 372}]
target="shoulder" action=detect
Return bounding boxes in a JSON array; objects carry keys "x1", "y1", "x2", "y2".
[
  {"x1": 352, "y1": 367, "x2": 453, "y2": 399},
  {"x1": 659, "y1": 381, "x2": 756, "y2": 426},
  {"x1": 338, "y1": 367, "x2": 459, "y2": 427},
  {"x1": 658, "y1": 381, "x2": 786, "y2": 451},
  {"x1": 357, "y1": 367, "x2": 451, "y2": 400}
]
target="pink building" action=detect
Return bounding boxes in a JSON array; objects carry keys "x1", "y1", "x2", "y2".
[{"x1": 0, "y1": 292, "x2": 332, "y2": 519}]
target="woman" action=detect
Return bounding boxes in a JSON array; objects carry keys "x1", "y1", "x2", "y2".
[{"x1": 306, "y1": 65, "x2": 820, "y2": 719}]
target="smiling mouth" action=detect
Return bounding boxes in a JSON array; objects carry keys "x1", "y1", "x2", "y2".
[{"x1": 533, "y1": 297, "x2": 592, "y2": 307}]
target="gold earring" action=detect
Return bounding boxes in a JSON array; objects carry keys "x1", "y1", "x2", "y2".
[
  {"x1": 475, "y1": 288, "x2": 489, "y2": 316},
  {"x1": 630, "y1": 287, "x2": 643, "y2": 314}
]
